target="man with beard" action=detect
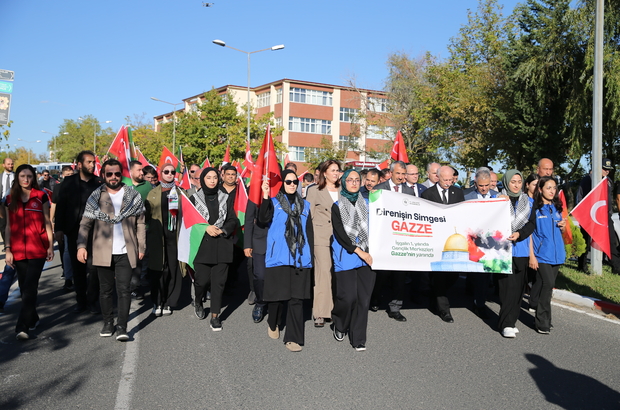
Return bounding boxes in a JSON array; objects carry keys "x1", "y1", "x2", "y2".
[
  {"x1": 77, "y1": 159, "x2": 146, "y2": 340},
  {"x1": 54, "y1": 151, "x2": 102, "y2": 313},
  {"x1": 123, "y1": 161, "x2": 151, "y2": 201},
  {"x1": 39, "y1": 170, "x2": 59, "y2": 192}
]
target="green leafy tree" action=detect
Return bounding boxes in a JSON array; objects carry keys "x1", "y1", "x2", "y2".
[{"x1": 52, "y1": 116, "x2": 114, "y2": 161}]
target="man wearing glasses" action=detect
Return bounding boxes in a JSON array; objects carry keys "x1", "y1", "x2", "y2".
[
  {"x1": 405, "y1": 164, "x2": 426, "y2": 197},
  {"x1": 77, "y1": 159, "x2": 146, "y2": 341}
]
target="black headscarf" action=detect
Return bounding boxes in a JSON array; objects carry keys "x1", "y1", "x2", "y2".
[
  {"x1": 200, "y1": 167, "x2": 221, "y2": 225},
  {"x1": 276, "y1": 169, "x2": 306, "y2": 259}
]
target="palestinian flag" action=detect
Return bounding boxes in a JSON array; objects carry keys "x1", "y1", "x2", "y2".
[
  {"x1": 178, "y1": 193, "x2": 208, "y2": 270},
  {"x1": 233, "y1": 177, "x2": 248, "y2": 246}
]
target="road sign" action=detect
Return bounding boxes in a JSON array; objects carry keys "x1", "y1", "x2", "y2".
[
  {"x1": 0, "y1": 92, "x2": 11, "y2": 125},
  {"x1": 0, "y1": 69, "x2": 14, "y2": 81},
  {"x1": 0, "y1": 81, "x2": 13, "y2": 93}
]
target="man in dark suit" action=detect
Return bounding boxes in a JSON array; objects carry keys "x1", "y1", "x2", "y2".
[
  {"x1": 371, "y1": 161, "x2": 413, "y2": 321},
  {"x1": 359, "y1": 168, "x2": 381, "y2": 199},
  {"x1": 421, "y1": 165, "x2": 465, "y2": 323},
  {"x1": 405, "y1": 164, "x2": 427, "y2": 197},
  {"x1": 463, "y1": 167, "x2": 498, "y2": 319},
  {"x1": 54, "y1": 150, "x2": 103, "y2": 313}
]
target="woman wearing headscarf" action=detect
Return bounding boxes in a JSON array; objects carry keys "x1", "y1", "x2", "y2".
[
  {"x1": 330, "y1": 169, "x2": 374, "y2": 351},
  {"x1": 190, "y1": 167, "x2": 238, "y2": 331},
  {"x1": 523, "y1": 173, "x2": 541, "y2": 311},
  {"x1": 497, "y1": 170, "x2": 536, "y2": 338},
  {"x1": 305, "y1": 160, "x2": 341, "y2": 328},
  {"x1": 258, "y1": 170, "x2": 313, "y2": 352}
]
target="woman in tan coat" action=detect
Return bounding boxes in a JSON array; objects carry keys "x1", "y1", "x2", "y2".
[{"x1": 305, "y1": 160, "x2": 341, "y2": 327}]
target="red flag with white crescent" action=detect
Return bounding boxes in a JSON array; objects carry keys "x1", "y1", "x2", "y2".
[{"x1": 570, "y1": 178, "x2": 610, "y2": 257}]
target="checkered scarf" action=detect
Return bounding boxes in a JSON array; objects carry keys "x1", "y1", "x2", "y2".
[
  {"x1": 192, "y1": 189, "x2": 228, "y2": 228},
  {"x1": 82, "y1": 185, "x2": 145, "y2": 224},
  {"x1": 338, "y1": 192, "x2": 369, "y2": 252}
]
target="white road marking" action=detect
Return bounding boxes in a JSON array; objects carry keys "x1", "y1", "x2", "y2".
[
  {"x1": 114, "y1": 300, "x2": 143, "y2": 410},
  {"x1": 551, "y1": 301, "x2": 620, "y2": 325}
]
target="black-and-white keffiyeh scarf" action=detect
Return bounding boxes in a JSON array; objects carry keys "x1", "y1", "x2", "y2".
[
  {"x1": 160, "y1": 181, "x2": 176, "y2": 189},
  {"x1": 501, "y1": 189, "x2": 531, "y2": 233},
  {"x1": 83, "y1": 185, "x2": 145, "y2": 223},
  {"x1": 275, "y1": 191, "x2": 306, "y2": 259},
  {"x1": 193, "y1": 189, "x2": 228, "y2": 228},
  {"x1": 338, "y1": 192, "x2": 369, "y2": 252}
]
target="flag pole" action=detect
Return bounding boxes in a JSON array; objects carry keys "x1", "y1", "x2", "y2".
[{"x1": 591, "y1": 0, "x2": 604, "y2": 275}]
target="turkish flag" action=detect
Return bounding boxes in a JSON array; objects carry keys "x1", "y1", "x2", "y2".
[
  {"x1": 222, "y1": 145, "x2": 230, "y2": 167},
  {"x1": 158, "y1": 146, "x2": 179, "y2": 172},
  {"x1": 570, "y1": 178, "x2": 610, "y2": 257},
  {"x1": 377, "y1": 158, "x2": 390, "y2": 170},
  {"x1": 248, "y1": 125, "x2": 282, "y2": 206},
  {"x1": 390, "y1": 130, "x2": 409, "y2": 163},
  {"x1": 108, "y1": 126, "x2": 132, "y2": 178}
]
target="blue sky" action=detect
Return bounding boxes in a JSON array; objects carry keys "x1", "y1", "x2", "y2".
[{"x1": 1, "y1": 0, "x2": 522, "y2": 159}]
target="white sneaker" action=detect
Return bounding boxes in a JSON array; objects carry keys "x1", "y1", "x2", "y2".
[
  {"x1": 501, "y1": 327, "x2": 516, "y2": 338},
  {"x1": 513, "y1": 327, "x2": 519, "y2": 334},
  {"x1": 16, "y1": 331, "x2": 29, "y2": 340},
  {"x1": 162, "y1": 306, "x2": 172, "y2": 316},
  {"x1": 152, "y1": 305, "x2": 162, "y2": 317}
]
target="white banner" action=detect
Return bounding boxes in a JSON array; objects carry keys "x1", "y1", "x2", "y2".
[{"x1": 368, "y1": 190, "x2": 513, "y2": 273}]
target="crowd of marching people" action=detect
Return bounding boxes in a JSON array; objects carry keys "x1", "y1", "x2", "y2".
[{"x1": 5, "y1": 148, "x2": 613, "y2": 351}]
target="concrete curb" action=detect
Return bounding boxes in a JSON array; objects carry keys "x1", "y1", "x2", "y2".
[{"x1": 553, "y1": 288, "x2": 620, "y2": 316}]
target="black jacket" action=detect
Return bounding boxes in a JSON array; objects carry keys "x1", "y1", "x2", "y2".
[
  {"x1": 53, "y1": 173, "x2": 102, "y2": 234},
  {"x1": 421, "y1": 184, "x2": 465, "y2": 204}
]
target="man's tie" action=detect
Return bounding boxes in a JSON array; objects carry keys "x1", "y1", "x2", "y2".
[
  {"x1": 394, "y1": 185, "x2": 399, "y2": 192},
  {"x1": 442, "y1": 189, "x2": 448, "y2": 204},
  {"x1": 481, "y1": 194, "x2": 487, "y2": 199},
  {"x1": 412, "y1": 187, "x2": 417, "y2": 197}
]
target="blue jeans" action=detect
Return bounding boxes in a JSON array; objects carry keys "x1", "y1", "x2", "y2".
[{"x1": 0, "y1": 264, "x2": 17, "y2": 306}]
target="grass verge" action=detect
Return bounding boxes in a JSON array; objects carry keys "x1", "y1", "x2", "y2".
[{"x1": 557, "y1": 259, "x2": 620, "y2": 305}]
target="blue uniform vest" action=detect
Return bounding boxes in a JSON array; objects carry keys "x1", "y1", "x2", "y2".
[
  {"x1": 512, "y1": 196, "x2": 533, "y2": 258},
  {"x1": 265, "y1": 197, "x2": 312, "y2": 269},
  {"x1": 532, "y1": 203, "x2": 566, "y2": 265},
  {"x1": 331, "y1": 199, "x2": 369, "y2": 272}
]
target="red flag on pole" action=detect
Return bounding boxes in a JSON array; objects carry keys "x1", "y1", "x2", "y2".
[
  {"x1": 108, "y1": 126, "x2": 132, "y2": 178},
  {"x1": 390, "y1": 130, "x2": 409, "y2": 163},
  {"x1": 178, "y1": 167, "x2": 192, "y2": 190},
  {"x1": 570, "y1": 178, "x2": 610, "y2": 257},
  {"x1": 94, "y1": 155, "x2": 102, "y2": 177},
  {"x1": 248, "y1": 126, "x2": 282, "y2": 206},
  {"x1": 377, "y1": 158, "x2": 390, "y2": 170},
  {"x1": 222, "y1": 145, "x2": 231, "y2": 167},
  {"x1": 241, "y1": 141, "x2": 254, "y2": 179},
  {"x1": 200, "y1": 156, "x2": 211, "y2": 171},
  {"x1": 558, "y1": 189, "x2": 573, "y2": 244},
  {"x1": 135, "y1": 147, "x2": 155, "y2": 169},
  {"x1": 158, "y1": 146, "x2": 179, "y2": 171}
]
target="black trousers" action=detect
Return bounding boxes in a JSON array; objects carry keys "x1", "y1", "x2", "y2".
[
  {"x1": 535, "y1": 263, "x2": 560, "y2": 331},
  {"x1": 252, "y1": 252, "x2": 266, "y2": 306},
  {"x1": 497, "y1": 257, "x2": 528, "y2": 330},
  {"x1": 430, "y1": 272, "x2": 459, "y2": 314},
  {"x1": 268, "y1": 298, "x2": 304, "y2": 345},
  {"x1": 371, "y1": 270, "x2": 406, "y2": 312},
  {"x1": 14, "y1": 258, "x2": 45, "y2": 334},
  {"x1": 149, "y1": 264, "x2": 183, "y2": 308},
  {"x1": 194, "y1": 263, "x2": 228, "y2": 315},
  {"x1": 97, "y1": 254, "x2": 133, "y2": 328},
  {"x1": 67, "y1": 231, "x2": 99, "y2": 307},
  {"x1": 471, "y1": 273, "x2": 491, "y2": 308},
  {"x1": 332, "y1": 266, "x2": 375, "y2": 346}
]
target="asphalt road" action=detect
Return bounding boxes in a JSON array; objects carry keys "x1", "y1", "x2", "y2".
[{"x1": 1, "y1": 255, "x2": 619, "y2": 410}]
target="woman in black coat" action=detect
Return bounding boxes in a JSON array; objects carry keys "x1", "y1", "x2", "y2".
[{"x1": 190, "y1": 167, "x2": 238, "y2": 331}]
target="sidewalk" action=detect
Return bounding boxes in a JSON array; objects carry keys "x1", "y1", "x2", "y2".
[{"x1": 552, "y1": 288, "x2": 620, "y2": 317}]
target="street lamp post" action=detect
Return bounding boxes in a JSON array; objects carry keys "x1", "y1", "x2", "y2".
[
  {"x1": 151, "y1": 97, "x2": 182, "y2": 153},
  {"x1": 212, "y1": 40, "x2": 284, "y2": 144},
  {"x1": 94, "y1": 120, "x2": 113, "y2": 154},
  {"x1": 17, "y1": 138, "x2": 42, "y2": 164},
  {"x1": 41, "y1": 130, "x2": 68, "y2": 161}
]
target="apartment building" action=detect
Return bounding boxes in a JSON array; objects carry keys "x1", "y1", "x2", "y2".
[{"x1": 153, "y1": 79, "x2": 395, "y2": 171}]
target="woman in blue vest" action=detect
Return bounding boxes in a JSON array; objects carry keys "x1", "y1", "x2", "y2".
[
  {"x1": 258, "y1": 170, "x2": 313, "y2": 352},
  {"x1": 529, "y1": 176, "x2": 566, "y2": 334},
  {"x1": 496, "y1": 170, "x2": 536, "y2": 338},
  {"x1": 331, "y1": 169, "x2": 374, "y2": 351}
]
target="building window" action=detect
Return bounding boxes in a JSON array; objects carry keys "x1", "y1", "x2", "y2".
[
  {"x1": 366, "y1": 125, "x2": 395, "y2": 140},
  {"x1": 290, "y1": 87, "x2": 333, "y2": 106},
  {"x1": 289, "y1": 117, "x2": 332, "y2": 134},
  {"x1": 276, "y1": 88, "x2": 283, "y2": 104},
  {"x1": 289, "y1": 146, "x2": 306, "y2": 162},
  {"x1": 274, "y1": 117, "x2": 283, "y2": 128},
  {"x1": 257, "y1": 92, "x2": 271, "y2": 108},
  {"x1": 339, "y1": 135, "x2": 359, "y2": 150},
  {"x1": 368, "y1": 96, "x2": 388, "y2": 113},
  {"x1": 339, "y1": 107, "x2": 359, "y2": 122}
]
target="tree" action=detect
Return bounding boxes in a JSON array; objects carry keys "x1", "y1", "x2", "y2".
[{"x1": 52, "y1": 116, "x2": 115, "y2": 162}]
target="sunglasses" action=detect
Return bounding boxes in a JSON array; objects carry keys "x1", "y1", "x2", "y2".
[
  {"x1": 105, "y1": 172, "x2": 122, "y2": 178},
  {"x1": 284, "y1": 179, "x2": 299, "y2": 186},
  {"x1": 162, "y1": 170, "x2": 175, "y2": 175}
]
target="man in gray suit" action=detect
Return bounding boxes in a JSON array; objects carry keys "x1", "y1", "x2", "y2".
[
  {"x1": 422, "y1": 162, "x2": 440, "y2": 188},
  {"x1": 371, "y1": 161, "x2": 414, "y2": 321},
  {"x1": 464, "y1": 167, "x2": 499, "y2": 200}
]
